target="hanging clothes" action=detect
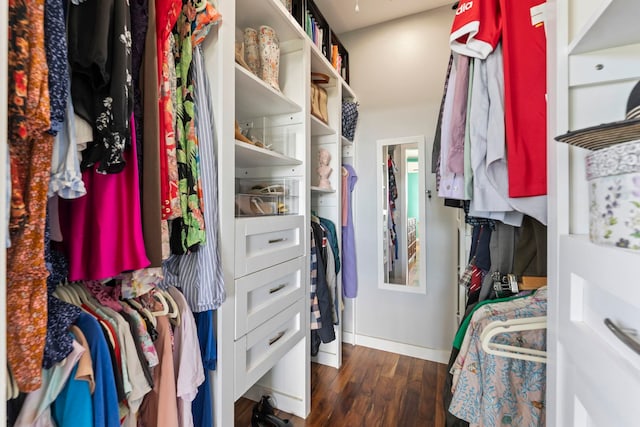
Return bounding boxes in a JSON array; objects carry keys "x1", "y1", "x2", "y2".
[
  {"x1": 58, "y1": 117, "x2": 150, "y2": 281},
  {"x1": 7, "y1": 0, "x2": 55, "y2": 393},
  {"x1": 168, "y1": 1, "x2": 222, "y2": 254},
  {"x1": 449, "y1": 289, "x2": 547, "y2": 425},
  {"x1": 450, "y1": 0, "x2": 547, "y2": 198},
  {"x1": 342, "y1": 164, "x2": 359, "y2": 298},
  {"x1": 67, "y1": 0, "x2": 133, "y2": 174}
]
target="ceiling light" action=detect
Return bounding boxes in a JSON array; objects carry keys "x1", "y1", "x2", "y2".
[{"x1": 355, "y1": 0, "x2": 359, "y2": 12}]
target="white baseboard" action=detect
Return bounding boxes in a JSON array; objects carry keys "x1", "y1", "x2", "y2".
[
  {"x1": 342, "y1": 331, "x2": 355, "y2": 345},
  {"x1": 348, "y1": 333, "x2": 450, "y2": 364}
]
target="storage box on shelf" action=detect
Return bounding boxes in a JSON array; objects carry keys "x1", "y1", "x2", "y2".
[
  {"x1": 235, "y1": 177, "x2": 300, "y2": 217},
  {"x1": 585, "y1": 139, "x2": 640, "y2": 250}
]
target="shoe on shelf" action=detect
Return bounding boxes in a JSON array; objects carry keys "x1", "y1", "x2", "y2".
[{"x1": 235, "y1": 120, "x2": 254, "y2": 145}]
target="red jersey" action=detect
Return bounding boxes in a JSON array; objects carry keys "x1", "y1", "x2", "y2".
[{"x1": 450, "y1": 0, "x2": 547, "y2": 197}]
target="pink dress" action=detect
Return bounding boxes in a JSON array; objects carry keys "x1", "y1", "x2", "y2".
[{"x1": 59, "y1": 116, "x2": 150, "y2": 281}]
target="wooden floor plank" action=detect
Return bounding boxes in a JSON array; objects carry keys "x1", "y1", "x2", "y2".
[{"x1": 235, "y1": 344, "x2": 448, "y2": 427}]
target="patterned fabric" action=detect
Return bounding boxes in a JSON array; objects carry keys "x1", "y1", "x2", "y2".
[
  {"x1": 7, "y1": 0, "x2": 54, "y2": 392},
  {"x1": 120, "y1": 268, "x2": 164, "y2": 299},
  {"x1": 83, "y1": 281, "x2": 124, "y2": 312},
  {"x1": 120, "y1": 302, "x2": 160, "y2": 368},
  {"x1": 169, "y1": 1, "x2": 221, "y2": 254},
  {"x1": 341, "y1": 99, "x2": 359, "y2": 142},
  {"x1": 449, "y1": 288, "x2": 547, "y2": 426},
  {"x1": 67, "y1": 0, "x2": 133, "y2": 174},
  {"x1": 43, "y1": 216, "x2": 82, "y2": 369},
  {"x1": 310, "y1": 228, "x2": 322, "y2": 330},
  {"x1": 155, "y1": 0, "x2": 181, "y2": 223},
  {"x1": 162, "y1": 33, "x2": 181, "y2": 220},
  {"x1": 44, "y1": 0, "x2": 70, "y2": 134},
  {"x1": 586, "y1": 139, "x2": 640, "y2": 180}
]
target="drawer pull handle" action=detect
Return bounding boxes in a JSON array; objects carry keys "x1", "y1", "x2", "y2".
[
  {"x1": 268, "y1": 330, "x2": 286, "y2": 346},
  {"x1": 269, "y1": 284, "x2": 287, "y2": 294},
  {"x1": 604, "y1": 318, "x2": 640, "y2": 356},
  {"x1": 268, "y1": 238, "x2": 287, "y2": 244}
]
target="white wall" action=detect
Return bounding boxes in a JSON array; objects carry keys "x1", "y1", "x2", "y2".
[{"x1": 340, "y1": 5, "x2": 459, "y2": 354}]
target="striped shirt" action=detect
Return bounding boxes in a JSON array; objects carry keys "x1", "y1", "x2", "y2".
[{"x1": 160, "y1": 46, "x2": 225, "y2": 312}]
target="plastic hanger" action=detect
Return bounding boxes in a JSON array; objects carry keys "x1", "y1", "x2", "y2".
[
  {"x1": 162, "y1": 290, "x2": 181, "y2": 327},
  {"x1": 480, "y1": 316, "x2": 547, "y2": 363},
  {"x1": 127, "y1": 298, "x2": 157, "y2": 328},
  {"x1": 151, "y1": 291, "x2": 169, "y2": 316}
]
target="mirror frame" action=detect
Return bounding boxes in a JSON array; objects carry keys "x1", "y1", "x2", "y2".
[{"x1": 376, "y1": 135, "x2": 427, "y2": 294}]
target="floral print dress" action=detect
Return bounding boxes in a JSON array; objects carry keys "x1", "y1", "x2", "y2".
[
  {"x1": 169, "y1": 0, "x2": 221, "y2": 254},
  {"x1": 7, "y1": 0, "x2": 55, "y2": 392}
]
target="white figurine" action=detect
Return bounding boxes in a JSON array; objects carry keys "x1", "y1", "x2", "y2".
[{"x1": 317, "y1": 148, "x2": 333, "y2": 190}]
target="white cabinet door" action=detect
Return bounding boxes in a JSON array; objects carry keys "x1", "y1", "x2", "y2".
[{"x1": 548, "y1": 1, "x2": 640, "y2": 425}]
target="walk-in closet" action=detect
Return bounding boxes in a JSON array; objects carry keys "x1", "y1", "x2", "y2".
[{"x1": 2, "y1": 0, "x2": 640, "y2": 426}]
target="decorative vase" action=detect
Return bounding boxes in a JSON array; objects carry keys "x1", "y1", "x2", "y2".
[
  {"x1": 243, "y1": 27, "x2": 261, "y2": 77},
  {"x1": 259, "y1": 25, "x2": 281, "y2": 92}
]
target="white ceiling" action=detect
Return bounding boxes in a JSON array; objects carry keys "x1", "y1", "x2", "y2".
[{"x1": 313, "y1": 0, "x2": 454, "y2": 34}]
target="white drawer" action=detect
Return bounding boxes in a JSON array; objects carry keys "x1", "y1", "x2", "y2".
[
  {"x1": 234, "y1": 298, "x2": 305, "y2": 400},
  {"x1": 235, "y1": 215, "x2": 305, "y2": 277},
  {"x1": 235, "y1": 257, "x2": 305, "y2": 340}
]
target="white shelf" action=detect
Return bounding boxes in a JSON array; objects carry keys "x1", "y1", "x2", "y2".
[
  {"x1": 236, "y1": 0, "x2": 306, "y2": 44},
  {"x1": 310, "y1": 115, "x2": 335, "y2": 136},
  {"x1": 310, "y1": 41, "x2": 339, "y2": 80},
  {"x1": 310, "y1": 186, "x2": 335, "y2": 193},
  {"x1": 235, "y1": 65, "x2": 302, "y2": 118},
  {"x1": 341, "y1": 135, "x2": 353, "y2": 146},
  {"x1": 235, "y1": 140, "x2": 303, "y2": 168},
  {"x1": 341, "y1": 78, "x2": 356, "y2": 100},
  {"x1": 569, "y1": 0, "x2": 640, "y2": 54}
]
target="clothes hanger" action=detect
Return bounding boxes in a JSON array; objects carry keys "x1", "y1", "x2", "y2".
[
  {"x1": 480, "y1": 316, "x2": 547, "y2": 363},
  {"x1": 162, "y1": 290, "x2": 181, "y2": 326},
  {"x1": 126, "y1": 298, "x2": 158, "y2": 328},
  {"x1": 151, "y1": 290, "x2": 169, "y2": 317}
]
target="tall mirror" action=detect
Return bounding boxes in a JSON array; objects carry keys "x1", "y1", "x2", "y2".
[{"x1": 376, "y1": 136, "x2": 426, "y2": 293}]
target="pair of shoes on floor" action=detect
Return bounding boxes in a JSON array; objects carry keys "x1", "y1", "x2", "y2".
[{"x1": 251, "y1": 395, "x2": 291, "y2": 427}]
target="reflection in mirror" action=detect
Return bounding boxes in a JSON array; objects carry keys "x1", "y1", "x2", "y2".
[{"x1": 377, "y1": 136, "x2": 426, "y2": 293}]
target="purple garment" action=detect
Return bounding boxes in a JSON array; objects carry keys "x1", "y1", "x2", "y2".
[
  {"x1": 341, "y1": 164, "x2": 358, "y2": 298},
  {"x1": 447, "y1": 54, "x2": 470, "y2": 175}
]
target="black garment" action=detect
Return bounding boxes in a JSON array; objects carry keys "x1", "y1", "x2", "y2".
[
  {"x1": 310, "y1": 222, "x2": 335, "y2": 355},
  {"x1": 68, "y1": 0, "x2": 133, "y2": 173},
  {"x1": 514, "y1": 215, "x2": 547, "y2": 277},
  {"x1": 130, "y1": 0, "x2": 149, "y2": 176},
  {"x1": 7, "y1": 393, "x2": 27, "y2": 427}
]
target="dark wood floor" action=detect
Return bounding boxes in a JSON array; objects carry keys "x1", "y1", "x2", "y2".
[{"x1": 235, "y1": 344, "x2": 448, "y2": 427}]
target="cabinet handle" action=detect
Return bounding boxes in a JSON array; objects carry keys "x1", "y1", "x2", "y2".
[
  {"x1": 269, "y1": 284, "x2": 287, "y2": 294},
  {"x1": 268, "y1": 330, "x2": 286, "y2": 346},
  {"x1": 604, "y1": 318, "x2": 640, "y2": 356},
  {"x1": 268, "y1": 238, "x2": 287, "y2": 244}
]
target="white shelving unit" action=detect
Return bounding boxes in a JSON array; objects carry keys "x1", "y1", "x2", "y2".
[
  {"x1": 207, "y1": 0, "x2": 359, "y2": 424},
  {"x1": 547, "y1": 1, "x2": 640, "y2": 425}
]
